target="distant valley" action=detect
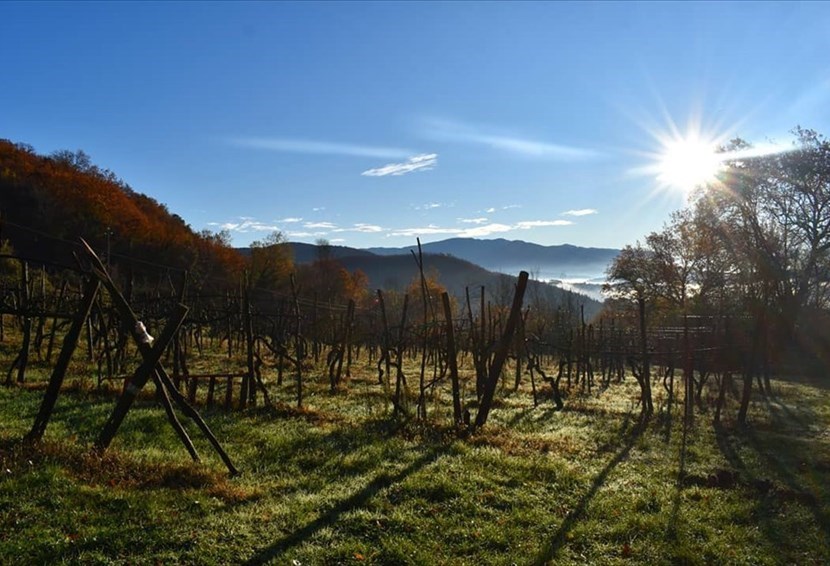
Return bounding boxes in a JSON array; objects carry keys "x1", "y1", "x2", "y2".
[{"x1": 287, "y1": 238, "x2": 618, "y2": 302}]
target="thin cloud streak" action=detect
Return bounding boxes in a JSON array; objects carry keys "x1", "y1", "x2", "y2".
[
  {"x1": 389, "y1": 223, "x2": 512, "y2": 239},
  {"x1": 286, "y1": 231, "x2": 328, "y2": 238},
  {"x1": 229, "y1": 137, "x2": 412, "y2": 159},
  {"x1": 209, "y1": 219, "x2": 280, "y2": 233},
  {"x1": 415, "y1": 202, "x2": 445, "y2": 210},
  {"x1": 516, "y1": 220, "x2": 574, "y2": 229},
  {"x1": 562, "y1": 209, "x2": 598, "y2": 217},
  {"x1": 389, "y1": 219, "x2": 573, "y2": 238},
  {"x1": 332, "y1": 224, "x2": 384, "y2": 233},
  {"x1": 362, "y1": 153, "x2": 438, "y2": 177},
  {"x1": 423, "y1": 118, "x2": 598, "y2": 160}
]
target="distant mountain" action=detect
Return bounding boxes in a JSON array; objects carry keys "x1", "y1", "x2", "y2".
[
  {"x1": 272, "y1": 242, "x2": 603, "y2": 317},
  {"x1": 367, "y1": 238, "x2": 619, "y2": 281},
  {"x1": 279, "y1": 238, "x2": 614, "y2": 309},
  {"x1": 337, "y1": 252, "x2": 603, "y2": 318},
  {"x1": 287, "y1": 242, "x2": 376, "y2": 264}
]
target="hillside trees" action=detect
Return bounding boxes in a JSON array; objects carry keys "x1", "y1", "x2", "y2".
[
  {"x1": 0, "y1": 139, "x2": 244, "y2": 288},
  {"x1": 711, "y1": 129, "x2": 830, "y2": 328},
  {"x1": 291, "y1": 239, "x2": 371, "y2": 306},
  {"x1": 608, "y1": 127, "x2": 830, "y2": 405},
  {"x1": 247, "y1": 231, "x2": 293, "y2": 292}
]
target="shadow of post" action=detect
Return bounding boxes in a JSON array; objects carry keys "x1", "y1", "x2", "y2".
[
  {"x1": 743, "y1": 426, "x2": 830, "y2": 547},
  {"x1": 243, "y1": 447, "x2": 448, "y2": 565},
  {"x1": 532, "y1": 415, "x2": 647, "y2": 565},
  {"x1": 714, "y1": 422, "x2": 830, "y2": 558},
  {"x1": 665, "y1": 413, "x2": 690, "y2": 540}
]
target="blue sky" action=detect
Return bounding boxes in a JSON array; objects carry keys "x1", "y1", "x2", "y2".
[{"x1": 2, "y1": 1, "x2": 830, "y2": 249}]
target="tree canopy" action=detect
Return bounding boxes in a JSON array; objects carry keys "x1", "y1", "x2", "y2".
[{"x1": 606, "y1": 127, "x2": 830, "y2": 367}]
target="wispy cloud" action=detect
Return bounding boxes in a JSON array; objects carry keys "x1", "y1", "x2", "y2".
[
  {"x1": 463, "y1": 223, "x2": 514, "y2": 237},
  {"x1": 485, "y1": 207, "x2": 496, "y2": 213},
  {"x1": 502, "y1": 204, "x2": 522, "y2": 210},
  {"x1": 228, "y1": 137, "x2": 411, "y2": 159},
  {"x1": 354, "y1": 223, "x2": 384, "y2": 233},
  {"x1": 332, "y1": 223, "x2": 384, "y2": 233},
  {"x1": 458, "y1": 217, "x2": 489, "y2": 224},
  {"x1": 389, "y1": 218, "x2": 572, "y2": 238},
  {"x1": 388, "y1": 223, "x2": 513, "y2": 239},
  {"x1": 516, "y1": 220, "x2": 573, "y2": 229},
  {"x1": 362, "y1": 153, "x2": 438, "y2": 177},
  {"x1": 422, "y1": 118, "x2": 598, "y2": 160},
  {"x1": 286, "y1": 231, "x2": 328, "y2": 238},
  {"x1": 562, "y1": 208, "x2": 598, "y2": 217},
  {"x1": 208, "y1": 218, "x2": 280, "y2": 233},
  {"x1": 278, "y1": 217, "x2": 304, "y2": 223},
  {"x1": 312, "y1": 207, "x2": 326, "y2": 212},
  {"x1": 304, "y1": 221, "x2": 337, "y2": 229},
  {"x1": 415, "y1": 202, "x2": 448, "y2": 210}
]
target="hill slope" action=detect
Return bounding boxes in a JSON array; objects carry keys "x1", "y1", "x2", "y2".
[
  {"x1": 0, "y1": 140, "x2": 242, "y2": 282},
  {"x1": 276, "y1": 242, "x2": 602, "y2": 317},
  {"x1": 368, "y1": 237, "x2": 618, "y2": 280}
]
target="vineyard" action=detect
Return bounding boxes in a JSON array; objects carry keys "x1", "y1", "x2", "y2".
[{"x1": 1, "y1": 240, "x2": 828, "y2": 564}]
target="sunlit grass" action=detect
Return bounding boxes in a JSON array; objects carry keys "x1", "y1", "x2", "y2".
[{"x1": 0, "y1": 349, "x2": 828, "y2": 564}]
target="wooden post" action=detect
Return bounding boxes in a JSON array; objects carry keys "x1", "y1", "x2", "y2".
[
  {"x1": 26, "y1": 278, "x2": 100, "y2": 441},
  {"x1": 45, "y1": 280, "x2": 68, "y2": 364},
  {"x1": 638, "y1": 297, "x2": 653, "y2": 416},
  {"x1": 474, "y1": 272, "x2": 529, "y2": 429},
  {"x1": 95, "y1": 304, "x2": 189, "y2": 451},
  {"x1": 80, "y1": 239, "x2": 238, "y2": 475},
  {"x1": 394, "y1": 294, "x2": 409, "y2": 416},
  {"x1": 16, "y1": 261, "x2": 31, "y2": 383},
  {"x1": 290, "y1": 274, "x2": 303, "y2": 408},
  {"x1": 377, "y1": 289, "x2": 392, "y2": 392},
  {"x1": 442, "y1": 293, "x2": 462, "y2": 426}
]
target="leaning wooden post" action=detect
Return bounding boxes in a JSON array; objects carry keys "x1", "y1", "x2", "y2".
[
  {"x1": 95, "y1": 304, "x2": 189, "y2": 452},
  {"x1": 151, "y1": 363, "x2": 201, "y2": 463},
  {"x1": 79, "y1": 239, "x2": 238, "y2": 475},
  {"x1": 377, "y1": 289, "x2": 392, "y2": 392},
  {"x1": 153, "y1": 364, "x2": 238, "y2": 475},
  {"x1": 45, "y1": 280, "x2": 69, "y2": 364},
  {"x1": 240, "y1": 280, "x2": 253, "y2": 409},
  {"x1": 26, "y1": 277, "x2": 100, "y2": 442},
  {"x1": 638, "y1": 297, "x2": 653, "y2": 415},
  {"x1": 16, "y1": 261, "x2": 31, "y2": 384},
  {"x1": 290, "y1": 274, "x2": 303, "y2": 408},
  {"x1": 474, "y1": 271, "x2": 529, "y2": 430},
  {"x1": 394, "y1": 294, "x2": 410, "y2": 416},
  {"x1": 683, "y1": 312, "x2": 694, "y2": 424},
  {"x1": 442, "y1": 292, "x2": 462, "y2": 426},
  {"x1": 412, "y1": 239, "x2": 429, "y2": 420}
]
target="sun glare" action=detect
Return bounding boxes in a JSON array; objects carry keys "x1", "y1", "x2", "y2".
[{"x1": 656, "y1": 134, "x2": 722, "y2": 193}]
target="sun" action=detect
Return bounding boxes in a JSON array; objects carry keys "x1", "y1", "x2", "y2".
[{"x1": 655, "y1": 133, "x2": 723, "y2": 193}]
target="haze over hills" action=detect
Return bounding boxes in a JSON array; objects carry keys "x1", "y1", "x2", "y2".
[
  {"x1": 285, "y1": 238, "x2": 619, "y2": 303},
  {"x1": 282, "y1": 240, "x2": 609, "y2": 316},
  {"x1": 368, "y1": 238, "x2": 619, "y2": 282}
]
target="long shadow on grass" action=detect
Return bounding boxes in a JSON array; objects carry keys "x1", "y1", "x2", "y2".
[
  {"x1": 742, "y1": 425, "x2": 830, "y2": 545},
  {"x1": 532, "y1": 412, "x2": 647, "y2": 565},
  {"x1": 665, "y1": 414, "x2": 689, "y2": 541},
  {"x1": 715, "y1": 423, "x2": 830, "y2": 559},
  {"x1": 761, "y1": 388, "x2": 816, "y2": 434},
  {"x1": 243, "y1": 445, "x2": 449, "y2": 565}
]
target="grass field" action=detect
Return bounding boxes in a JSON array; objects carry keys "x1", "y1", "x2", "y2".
[{"x1": 1, "y1": 346, "x2": 829, "y2": 565}]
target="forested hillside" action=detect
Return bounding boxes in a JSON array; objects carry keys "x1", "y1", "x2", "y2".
[{"x1": 0, "y1": 140, "x2": 243, "y2": 286}]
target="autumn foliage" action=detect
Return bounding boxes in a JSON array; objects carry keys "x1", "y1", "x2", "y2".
[{"x1": 0, "y1": 140, "x2": 244, "y2": 286}]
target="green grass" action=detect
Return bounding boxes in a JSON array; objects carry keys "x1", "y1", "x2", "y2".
[{"x1": 1, "y1": 347, "x2": 829, "y2": 565}]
